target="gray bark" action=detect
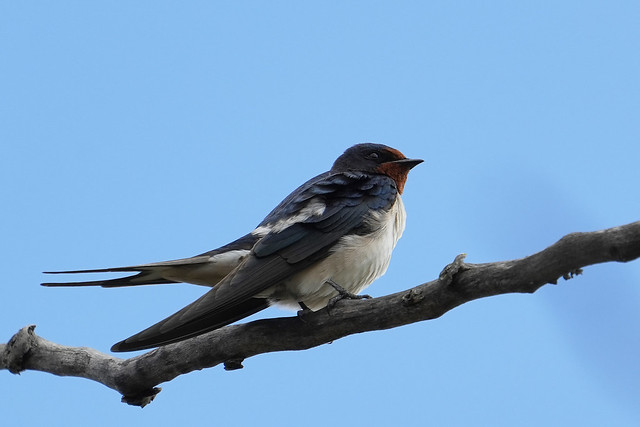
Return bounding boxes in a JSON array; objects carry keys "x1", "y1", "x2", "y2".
[{"x1": 2, "y1": 221, "x2": 639, "y2": 407}]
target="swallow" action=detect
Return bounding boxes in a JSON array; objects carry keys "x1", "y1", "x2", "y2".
[{"x1": 43, "y1": 143, "x2": 422, "y2": 352}]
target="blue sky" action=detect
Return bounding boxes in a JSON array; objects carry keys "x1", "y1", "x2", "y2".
[{"x1": 2, "y1": 2, "x2": 639, "y2": 426}]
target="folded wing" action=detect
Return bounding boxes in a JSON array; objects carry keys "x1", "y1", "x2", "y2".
[{"x1": 111, "y1": 172, "x2": 398, "y2": 351}]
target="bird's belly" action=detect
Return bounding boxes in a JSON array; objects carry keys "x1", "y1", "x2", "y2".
[{"x1": 266, "y1": 197, "x2": 406, "y2": 311}]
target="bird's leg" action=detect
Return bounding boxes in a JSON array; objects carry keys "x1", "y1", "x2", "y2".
[
  {"x1": 298, "y1": 301, "x2": 311, "y2": 311},
  {"x1": 297, "y1": 301, "x2": 312, "y2": 322},
  {"x1": 326, "y1": 280, "x2": 371, "y2": 311}
]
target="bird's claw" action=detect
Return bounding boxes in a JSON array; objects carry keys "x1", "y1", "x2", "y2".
[{"x1": 325, "y1": 280, "x2": 371, "y2": 313}]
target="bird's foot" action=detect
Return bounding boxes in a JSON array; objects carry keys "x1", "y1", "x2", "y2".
[{"x1": 326, "y1": 280, "x2": 371, "y2": 312}]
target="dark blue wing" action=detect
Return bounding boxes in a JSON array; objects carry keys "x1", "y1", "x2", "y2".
[
  {"x1": 111, "y1": 172, "x2": 398, "y2": 351},
  {"x1": 252, "y1": 172, "x2": 396, "y2": 261}
]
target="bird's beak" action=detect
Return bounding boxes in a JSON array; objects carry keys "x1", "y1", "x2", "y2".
[{"x1": 390, "y1": 158, "x2": 424, "y2": 170}]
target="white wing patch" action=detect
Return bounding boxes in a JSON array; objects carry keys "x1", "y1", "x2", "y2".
[{"x1": 251, "y1": 198, "x2": 327, "y2": 236}]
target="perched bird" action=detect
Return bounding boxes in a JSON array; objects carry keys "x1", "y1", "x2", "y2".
[{"x1": 43, "y1": 143, "x2": 422, "y2": 352}]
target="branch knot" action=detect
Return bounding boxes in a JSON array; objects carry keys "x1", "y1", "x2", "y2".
[
  {"x1": 224, "y1": 358, "x2": 245, "y2": 371},
  {"x1": 121, "y1": 387, "x2": 162, "y2": 408},
  {"x1": 439, "y1": 253, "x2": 468, "y2": 286},
  {"x1": 2, "y1": 325, "x2": 38, "y2": 374},
  {"x1": 402, "y1": 288, "x2": 424, "y2": 306}
]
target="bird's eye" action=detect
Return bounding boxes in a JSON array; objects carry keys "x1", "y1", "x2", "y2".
[{"x1": 367, "y1": 152, "x2": 379, "y2": 160}]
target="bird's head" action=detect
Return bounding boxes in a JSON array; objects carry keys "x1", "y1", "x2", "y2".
[{"x1": 331, "y1": 143, "x2": 423, "y2": 193}]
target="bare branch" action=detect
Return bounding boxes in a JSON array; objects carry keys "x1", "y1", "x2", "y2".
[{"x1": 3, "y1": 220, "x2": 639, "y2": 407}]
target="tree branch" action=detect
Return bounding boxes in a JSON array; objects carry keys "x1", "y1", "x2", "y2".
[{"x1": 3, "y1": 221, "x2": 640, "y2": 407}]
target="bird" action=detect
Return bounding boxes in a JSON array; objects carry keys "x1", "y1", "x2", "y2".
[{"x1": 42, "y1": 143, "x2": 422, "y2": 352}]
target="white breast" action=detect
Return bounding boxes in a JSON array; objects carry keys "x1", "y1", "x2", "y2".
[{"x1": 267, "y1": 196, "x2": 407, "y2": 310}]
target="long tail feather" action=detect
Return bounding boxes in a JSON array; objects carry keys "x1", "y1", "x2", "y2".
[
  {"x1": 41, "y1": 271, "x2": 178, "y2": 288},
  {"x1": 41, "y1": 255, "x2": 220, "y2": 287}
]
